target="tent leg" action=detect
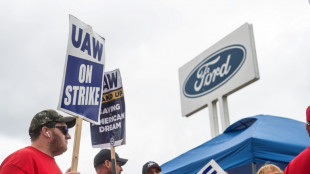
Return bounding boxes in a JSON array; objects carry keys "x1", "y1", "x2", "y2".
[{"x1": 252, "y1": 162, "x2": 256, "y2": 174}]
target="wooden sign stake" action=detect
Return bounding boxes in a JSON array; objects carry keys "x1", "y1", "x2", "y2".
[
  {"x1": 71, "y1": 117, "x2": 83, "y2": 171},
  {"x1": 111, "y1": 146, "x2": 117, "y2": 174}
]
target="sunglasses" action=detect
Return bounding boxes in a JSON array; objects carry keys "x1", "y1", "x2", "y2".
[{"x1": 47, "y1": 125, "x2": 69, "y2": 135}]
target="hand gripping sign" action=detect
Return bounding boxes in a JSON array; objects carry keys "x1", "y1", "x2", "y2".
[
  {"x1": 197, "y1": 159, "x2": 226, "y2": 174},
  {"x1": 90, "y1": 69, "x2": 126, "y2": 148},
  {"x1": 58, "y1": 15, "x2": 105, "y2": 124},
  {"x1": 58, "y1": 15, "x2": 105, "y2": 171}
]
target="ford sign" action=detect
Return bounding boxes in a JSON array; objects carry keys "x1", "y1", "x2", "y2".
[{"x1": 183, "y1": 45, "x2": 246, "y2": 98}]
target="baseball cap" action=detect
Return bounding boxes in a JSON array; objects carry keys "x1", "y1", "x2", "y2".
[
  {"x1": 306, "y1": 106, "x2": 310, "y2": 122},
  {"x1": 142, "y1": 161, "x2": 161, "y2": 174},
  {"x1": 29, "y1": 109, "x2": 76, "y2": 134},
  {"x1": 94, "y1": 149, "x2": 128, "y2": 168}
]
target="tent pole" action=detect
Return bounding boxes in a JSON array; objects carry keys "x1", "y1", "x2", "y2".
[{"x1": 252, "y1": 162, "x2": 256, "y2": 174}]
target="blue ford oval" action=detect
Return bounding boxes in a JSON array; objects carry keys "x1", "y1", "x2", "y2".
[{"x1": 183, "y1": 45, "x2": 246, "y2": 98}]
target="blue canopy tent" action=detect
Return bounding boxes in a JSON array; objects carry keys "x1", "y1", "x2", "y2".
[{"x1": 161, "y1": 115, "x2": 310, "y2": 174}]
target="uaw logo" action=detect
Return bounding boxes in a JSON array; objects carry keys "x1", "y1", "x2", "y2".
[
  {"x1": 110, "y1": 137, "x2": 115, "y2": 145},
  {"x1": 183, "y1": 45, "x2": 246, "y2": 98}
]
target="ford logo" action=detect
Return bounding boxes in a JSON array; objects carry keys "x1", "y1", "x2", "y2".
[{"x1": 183, "y1": 45, "x2": 246, "y2": 98}]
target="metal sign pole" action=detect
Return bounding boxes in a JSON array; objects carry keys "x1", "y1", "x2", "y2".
[
  {"x1": 219, "y1": 96, "x2": 230, "y2": 132},
  {"x1": 208, "y1": 100, "x2": 219, "y2": 138}
]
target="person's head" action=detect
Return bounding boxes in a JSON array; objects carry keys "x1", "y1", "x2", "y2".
[
  {"x1": 142, "y1": 161, "x2": 161, "y2": 174},
  {"x1": 257, "y1": 164, "x2": 283, "y2": 174},
  {"x1": 28, "y1": 109, "x2": 76, "y2": 156},
  {"x1": 94, "y1": 149, "x2": 128, "y2": 174}
]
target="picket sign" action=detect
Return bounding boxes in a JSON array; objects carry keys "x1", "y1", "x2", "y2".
[{"x1": 58, "y1": 14, "x2": 105, "y2": 172}]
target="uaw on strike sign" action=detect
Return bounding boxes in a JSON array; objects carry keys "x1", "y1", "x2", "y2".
[
  {"x1": 90, "y1": 69, "x2": 126, "y2": 148},
  {"x1": 58, "y1": 15, "x2": 105, "y2": 124}
]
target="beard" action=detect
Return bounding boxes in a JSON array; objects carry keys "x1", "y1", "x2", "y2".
[{"x1": 49, "y1": 131, "x2": 68, "y2": 156}]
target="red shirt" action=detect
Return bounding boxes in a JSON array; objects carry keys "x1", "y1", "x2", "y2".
[
  {"x1": 284, "y1": 146, "x2": 310, "y2": 174},
  {"x1": 0, "y1": 146, "x2": 62, "y2": 174}
]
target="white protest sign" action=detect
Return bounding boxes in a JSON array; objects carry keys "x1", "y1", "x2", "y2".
[
  {"x1": 197, "y1": 159, "x2": 226, "y2": 174},
  {"x1": 90, "y1": 69, "x2": 126, "y2": 148},
  {"x1": 58, "y1": 15, "x2": 105, "y2": 124}
]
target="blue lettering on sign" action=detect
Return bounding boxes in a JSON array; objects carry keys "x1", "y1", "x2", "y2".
[
  {"x1": 202, "y1": 165, "x2": 217, "y2": 174},
  {"x1": 203, "y1": 166, "x2": 213, "y2": 174},
  {"x1": 71, "y1": 24, "x2": 104, "y2": 61},
  {"x1": 103, "y1": 72, "x2": 118, "y2": 91},
  {"x1": 183, "y1": 45, "x2": 246, "y2": 98}
]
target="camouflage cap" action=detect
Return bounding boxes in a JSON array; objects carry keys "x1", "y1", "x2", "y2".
[{"x1": 29, "y1": 109, "x2": 76, "y2": 134}]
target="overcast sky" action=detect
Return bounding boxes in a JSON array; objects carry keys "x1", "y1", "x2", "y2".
[{"x1": 1, "y1": 0, "x2": 310, "y2": 173}]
